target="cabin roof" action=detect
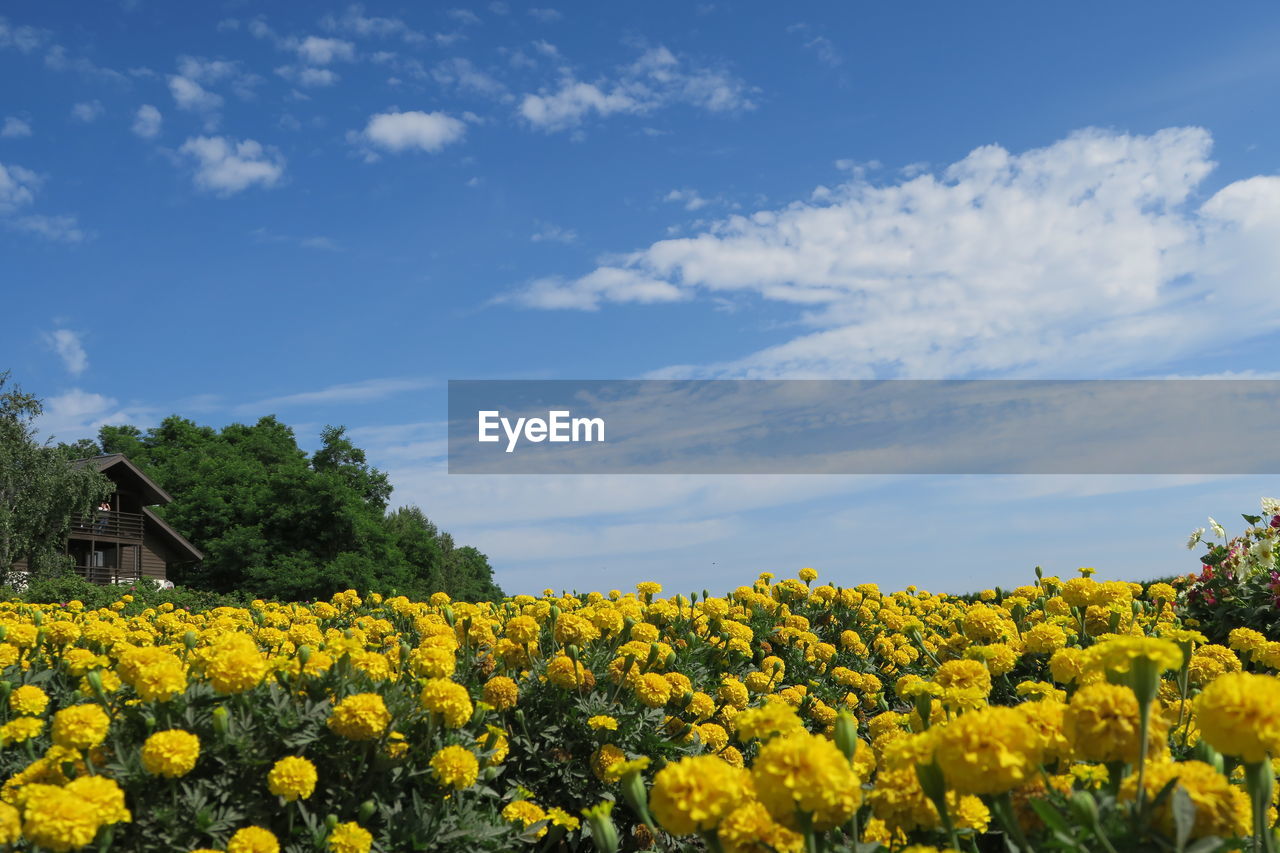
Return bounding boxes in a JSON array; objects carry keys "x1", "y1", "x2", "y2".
[
  {"x1": 141, "y1": 507, "x2": 204, "y2": 562},
  {"x1": 72, "y1": 454, "x2": 173, "y2": 506}
]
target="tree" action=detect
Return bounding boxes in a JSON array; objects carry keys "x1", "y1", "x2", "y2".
[
  {"x1": 99, "y1": 416, "x2": 501, "y2": 602},
  {"x1": 0, "y1": 372, "x2": 112, "y2": 582}
]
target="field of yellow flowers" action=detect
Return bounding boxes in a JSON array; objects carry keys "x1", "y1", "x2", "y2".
[{"x1": 2, "y1": 513, "x2": 1280, "y2": 852}]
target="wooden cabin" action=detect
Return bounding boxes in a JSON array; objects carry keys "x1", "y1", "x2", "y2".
[{"x1": 11, "y1": 454, "x2": 202, "y2": 585}]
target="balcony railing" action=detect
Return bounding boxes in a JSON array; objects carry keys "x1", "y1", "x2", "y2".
[
  {"x1": 73, "y1": 564, "x2": 143, "y2": 585},
  {"x1": 69, "y1": 510, "x2": 144, "y2": 541}
]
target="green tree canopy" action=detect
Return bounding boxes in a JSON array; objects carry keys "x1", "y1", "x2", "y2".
[
  {"x1": 97, "y1": 416, "x2": 501, "y2": 602},
  {"x1": 0, "y1": 372, "x2": 113, "y2": 581}
]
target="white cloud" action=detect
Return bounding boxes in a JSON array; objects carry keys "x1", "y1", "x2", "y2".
[
  {"x1": 0, "y1": 17, "x2": 47, "y2": 53},
  {"x1": 504, "y1": 268, "x2": 685, "y2": 310},
  {"x1": 45, "y1": 329, "x2": 88, "y2": 374},
  {"x1": 239, "y1": 377, "x2": 431, "y2": 412},
  {"x1": 530, "y1": 221, "x2": 577, "y2": 244},
  {"x1": 321, "y1": 5, "x2": 425, "y2": 43},
  {"x1": 276, "y1": 65, "x2": 339, "y2": 87},
  {"x1": 509, "y1": 126, "x2": 1280, "y2": 380},
  {"x1": 169, "y1": 75, "x2": 223, "y2": 113},
  {"x1": 37, "y1": 389, "x2": 134, "y2": 443},
  {"x1": 527, "y1": 8, "x2": 562, "y2": 22},
  {"x1": 446, "y1": 9, "x2": 482, "y2": 25},
  {"x1": 13, "y1": 214, "x2": 86, "y2": 242},
  {"x1": 0, "y1": 162, "x2": 38, "y2": 213},
  {"x1": 176, "y1": 55, "x2": 238, "y2": 84},
  {"x1": 518, "y1": 45, "x2": 754, "y2": 132},
  {"x1": 353, "y1": 110, "x2": 467, "y2": 156},
  {"x1": 70, "y1": 101, "x2": 104, "y2": 123},
  {"x1": 1, "y1": 117, "x2": 31, "y2": 138},
  {"x1": 432, "y1": 58, "x2": 507, "y2": 98},
  {"x1": 664, "y1": 188, "x2": 710, "y2": 211},
  {"x1": 292, "y1": 35, "x2": 355, "y2": 64},
  {"x1": 131, "y1": 104, "x2": 161, "y2": 138},
  {"x1": 179, "y1": 136, "x2": 286, "y2": 196}
]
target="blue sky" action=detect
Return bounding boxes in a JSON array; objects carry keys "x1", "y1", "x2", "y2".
[{"x1": 4, "y1": 2, "x2": 1280, "y2": 595}]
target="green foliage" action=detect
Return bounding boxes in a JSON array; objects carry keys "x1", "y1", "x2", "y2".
[
  {"x1": 97, "y1": 415, "x2": 501, "y2": 603},
  {"x1": 7, "y1": 574, "x2": 252, "y2": 613},
  {"x1": 0, "y1": 372, "x2": 113, "y2": 581}
]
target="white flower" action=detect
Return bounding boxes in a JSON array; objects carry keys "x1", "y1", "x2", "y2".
[
  {"x1": 1186, "y1": 528, "x2": 1205, "y2": 550},
  {"x1": 1262, "y1": 497, "x2": 1280, "y2": 517},
  {"x1": 1208, "y1": 517, "x2": 1226, "y2": 539}
]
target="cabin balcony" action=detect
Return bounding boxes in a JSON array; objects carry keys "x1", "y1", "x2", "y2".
[
  {"x1": 72, "y1": 564, "x2": 143, "y2": 585},
  {"x1": 69, "y1": 510, "x2": 144, "y2": 542}
]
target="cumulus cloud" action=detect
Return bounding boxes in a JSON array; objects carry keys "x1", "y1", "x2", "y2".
[
  {"x1": 169, "y1": 75, "x2": 223, "y2": 113},
  {"x1": 530, "y1": 221, "x2": 577, "y2": 244},
  {"x1": 179, "y1": 136, "x2": 286, "y2": 196},
  {"x1": 1, "y1": 117, "x2": 31, "y2": 138},
  {"x1": 0, "y1": 162, "x2": 38, "y2": 212},
  {"x1": 290, "y1": 35, "x2": 355, "y2": 64},
  {"x1": 518, "y1": 45, "x2": 754, "y2": 132},
  {"x1": 0, "y1": 16, "x2": 47, "y2": 53},
  {"x1": 46, "y1": 329, "x2": 88, "y2": 374},
  {"x1": 351, "y1": 109, "x2": 467, "y2": 157},
  {"x1": 131, "y1": 104, "x2": 161, "y2": 138},
  {"x1": 70, "y1": 101, "x2": 104, "y2": 123},
  {"x1": 37, "y1": 389, "x2": 135, "y2": 443},
  {"x1": 504, "y1": 127, "x2": 1280, "y2": 378}
]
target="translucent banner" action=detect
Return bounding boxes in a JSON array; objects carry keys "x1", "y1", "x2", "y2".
[{"x1": 447, "y1": 380, "x2": 1280, "y2": 474}]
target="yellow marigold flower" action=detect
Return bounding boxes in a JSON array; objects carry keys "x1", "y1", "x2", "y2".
[
  {"x1": 117, "y1": 646, "x2": 188, "y2": 702},
  {"x1": 1093, "y1": 636, "x2": 1183, "y2": 675},
  {"x1": 0, "y1": 716, "x2": 45, "y2": 744},
  {"x1": 1016, "y1": 700, "x2": 1070, "y2": 764},
  {"x1": 201, "y1": 633, "x2": 268, "y2": 695},
  {"x1": 633, "y1": 671, "x2": 671, "y2": 707},
  {"x1": 9, "y1": 684, "x2": 49, "y2": 716},
  {"x1": 934, "y1": 706, "x2": 1040, "y2": 795},
  {"x1": 267, "y1": 756, "x2": 318, "y2": 801},
  {"x1": 636, "y1": 581, "x2": 663, "y2": 599},
  {"x1": 798, "y1": 568, "x2": 818, "y2": 583},
  {"x1": 733, "y1": 702, "x2": 803, "y2": 743},
  {"x1": 482, "y1": 676, "x2": 519, "y2": 711},
  {"x1": 1063, "y1": 682, "x2": 1150, "y2": 764},
  {"x1": 1228, "y1": 627, "x2": 1268, "y2": 657},
  {"x1": 327, "y1": 693, "x2": 391, "y2": 741},
  {"x1": 547, "y1": 655, "x2": 593, "y2": 690},
  {"x1": 650, "y1": 754, "x2": 752, "y2": 836},
  {"x1": 419, "y1": 678, "x2": 474, "y2": 728},
  {"x1": 718, "y1": 677, "x2": 749, "y2": 709},
  {"x1": 546, "y1": 806, "x2": 579, "y2": 831},
  {"x1": 64, "y1": 775, "x2": 130, "y2": 825},
  {"x1": 719, "y1": 745, "x2": 745, "y2": 768},
  {"x1": 504, "y1": 616, "x2": 540, "y2": 644},
  {"x1": 141, "y1": 730, "x2": 200, "y2": 778},
  {"x1": 587, "y1": 715, "x2": 619, "y2": 731},
  {"x1": 753, "y1": 730, "x2": 862, "y2": 831},
  {"x1": 1194, "y1": 672, "x2": 1280, "y2": 762},
  {"x1": 719, "y1": 799, "x2": 803, "y2": 853},
  {"x1": 227, "y1": 825, "x2": 280, "y2": 853},
  {"x1": 502, "y1": 800, "x2": 547, "y2": 836},
  {"x1": 21, "y1": 785, "x2": 100, "y2": 852},
  {"x1": 591, "y1": 744, "x2": 626, "y2": 781},
  {"x1": 695, "y1": 723, "x2": 729, "y2": 751},
  {"x1": 1188, "y1": 644, "x2": 1242, "y2": 687},
  {"x1": 430, "y1": 745, "x2": 479, "y2": 790},
  {"x1": 1023, "y1": 622, "x2": 1068, "y2": 655},
  {"x1": 0, "y1": 801, "x2": 18, "y2": 845},
  {"x1": 51, "y1": 703, "x2": 110, "y2": 750},
  {"x1": 407, "y1": 645, "x2": 455, "y2": 679},
  {"x1": 1120, "y1": 760, "x2": 1249, "y2": 839},
  {"x1": 1048, "y1": 648, "x2": 1085, "y2": 684},
  {"x1": 328, "y1": 821, "x2": 373, "y2": 853}
]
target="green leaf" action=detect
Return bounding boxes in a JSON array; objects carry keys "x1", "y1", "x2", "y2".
[
  {"x1": 1172, "y1": 785, "x2": 1195, "y2": 852},
  {"x1": 1029, "y1": 798, "x2": 1071, "y2": 835},
  {"x1": 1184, "y1": 838, "x2": 1227, "y2": 853},
  {"x1": 1243, "y1": 514, "x2": 1263, "y2": 525}
]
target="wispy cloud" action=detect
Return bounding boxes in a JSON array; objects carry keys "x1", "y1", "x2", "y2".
[
  {"x1": 518, "y1": 45, "x2": 755, "y2": 132},
  {"x1": 239, "y1": 378, "x2": 433, "y2": 412},
  {"x1": 1, "y1": 116, "x2": 31, "y2": 138}
]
